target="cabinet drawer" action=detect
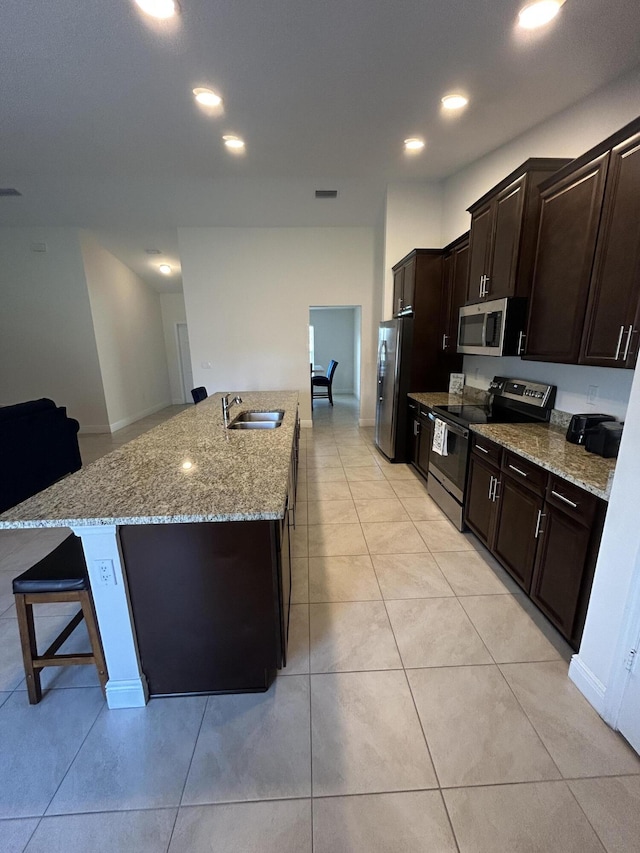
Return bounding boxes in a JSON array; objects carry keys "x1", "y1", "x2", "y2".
[
  {"x1": 545, "y1": 475, "x2": 599, "y2": 527},
  {"x1": 471, "y1": 434, "x2": 503, "y2": 466},
  {"x1": 502, "y1": 451, "x2": 547, "y2": 495},
  {"x1": 419, "y1": 405, "x2": 430, "y2": 418}
]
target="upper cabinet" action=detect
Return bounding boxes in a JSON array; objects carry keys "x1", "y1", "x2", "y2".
[
  {"x1": 466, "y1": 159, "x2": 571, "y2": 304},
  {"x1": 440, "y1": 232, "x2": 469, "y2": 353},
  {"x1": 525, "y1": 118, "x2": 640, "y2": 368},
  {"x1": 392, "y1": 253, "x2": 417, "y2": 316}
]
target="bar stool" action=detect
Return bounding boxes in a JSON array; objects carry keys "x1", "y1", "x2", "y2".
[{"x1": 12, "y1": 534, "x2": 108, "y2": 704}]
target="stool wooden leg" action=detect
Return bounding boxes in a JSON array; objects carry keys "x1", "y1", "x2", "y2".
[
  {"x1": 14, "y1": 594, "x2": 42, "y2": 704},
  {"x1": 79, "y1": 590, "x2": 108, "y2": 695}
]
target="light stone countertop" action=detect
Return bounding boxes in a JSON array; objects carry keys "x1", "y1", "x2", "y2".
[
  {"x1": 408, "y1": 390, "x2": 616, "y2": 501},
  {"x1": 0, "y1": 391, "x2": 299, "y2": 529},
  {"x1": 471, "y1": 422, "x2": 616, "y2": 501}
]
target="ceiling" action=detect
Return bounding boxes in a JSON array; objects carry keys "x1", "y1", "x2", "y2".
[{"x1": 1, "y1": 0, "x2": 640, "y2": 291}]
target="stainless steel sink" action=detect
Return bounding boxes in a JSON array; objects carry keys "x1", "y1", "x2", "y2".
[
  {"x1": 234, "y1": 411, "x2": 284, "y2": 423},
  {"x1": 227, "y1": 410, "x2": 284, "y2": 429}
]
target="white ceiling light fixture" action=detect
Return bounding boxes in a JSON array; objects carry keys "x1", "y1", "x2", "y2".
[
  {"x1": 193, "y1": 87, "x2": 223, "y2": 108},
  {"x1": 441, "y1": 93, "x2": 469, "y2": 110},
  {"x1": 159, "y1": 263, "x2": 172, "y2": 274},
  {"x1": 517, "y1": 0, "x2": 565, "y2": 30},
  {"x1": 223, "y1": 135, "x2": 245, "y2": 151},
  {"x1": 404, "y1": 137, "x2": 425, "y2": 152},
  {"x1": 134, "y1": 0, "x2": 178, "y2": 20}
]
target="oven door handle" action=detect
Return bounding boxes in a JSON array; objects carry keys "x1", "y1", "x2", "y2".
[{"x1": 428, "y1": 412, "x2": 469, "y2": 439}]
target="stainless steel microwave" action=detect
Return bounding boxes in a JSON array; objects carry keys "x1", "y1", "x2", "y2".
[{"x1": 457, "y1": 297, "x2": 528, "y2": 356}]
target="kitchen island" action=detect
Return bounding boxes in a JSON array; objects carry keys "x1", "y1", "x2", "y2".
[{"x1": 0, "y1": 391, "x2": 300, "y2": 708}]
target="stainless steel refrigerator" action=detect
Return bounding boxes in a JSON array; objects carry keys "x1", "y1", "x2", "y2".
[{"x1": 375, "y1": 319, "x2": 407, "y2": 461}]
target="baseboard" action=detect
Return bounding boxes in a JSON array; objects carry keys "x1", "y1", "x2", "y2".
[
  {"x1": 78, "y1": 424, "x2": 112, "y2": 434},
  {"x1": 568, "y1": 654, "x2": 606, "y2": 716},
  {"x1": 107, "y1": 400, "x2": 172, "y2": 433},
  {"x1": 300, "y1": 419, "x2": 313, "y2": 429},
  {"x1": 359, "y1": 418, "x2": 375, "y2": 427},
  {"x1": 105, "y1": 676, "x2": 149, "y2": 709}
]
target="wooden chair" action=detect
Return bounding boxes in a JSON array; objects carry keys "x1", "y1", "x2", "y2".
[
  {"x1": 311, "y1": 359, "x2": 339, "y2": 406},
  {"x1": 12, "y1": 534, "x2": 108, "y2": 704},
  {"x1": 191, "y1": 386, "x2": 208, "y2": 404}
]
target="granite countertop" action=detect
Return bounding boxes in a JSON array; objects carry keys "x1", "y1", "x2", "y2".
[
  {"x1": 471, "y1": 422, "x2": 616, "y2": 501},
  {"x1": 408, "y1": 389, "x2": 487, "y2": 409},
  {"x1": 0, "y1": 391, "x2": 299, "y2": 529}
]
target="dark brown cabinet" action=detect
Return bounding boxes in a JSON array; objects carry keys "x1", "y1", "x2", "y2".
[
  {"x1": 408, "y1": 400, "x2": 432, "y2": 481},
  {"x1": 526, "y1": 117, "x2": 640, "y2": 368},
  {"x1": 466, "y1": 159, "x2": 570, "y2": 304},
  {"x1": 530, "y1": 475, "x2": 605, "y2": 647},
  {"x1": 463, "y1": 441, "x2": 606, "y2": 649},
  {"x1": 580, "y1": 128, "x2": 640, "y2": 368},
  {"x1": 393, "y1": 254, "x2": 417, "y2": 317},
  {"x1": 524, "y1": 154, "x2": 609, "y2": 363},
  {"x1": 464, "y1": 434, "x2": 503, "y2": 547},
  {"x1": 493, "y1": 474, "x2": 544, "y2": 593},
  {"x1": 441, "y1": 233, "x2": 469, "y2": 352}
]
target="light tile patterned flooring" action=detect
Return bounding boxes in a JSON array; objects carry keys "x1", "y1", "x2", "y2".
[{"x1": 0, "y1": 395, "x2": 639, "y2": 851}]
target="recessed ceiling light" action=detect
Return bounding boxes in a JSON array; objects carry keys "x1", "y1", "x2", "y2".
[
  {"x1": 404, "y1": 138, "x2": 425, "y2": 152},
  {"x1": 193, "y1": 88, "x2": 223, "y2": 108},
  {"x1": 517, "y1": 0, "x2": 564, "y2": 29},
  {"x1": 159, "y1": 264, "x2": 172, "y2": 275},
  {"x1": 144, "y1": 248, "x2": 162, "y2": 255},
  {"x1": 223, "y1": 135, "x2": 245, "y2": 151},
  {"x1": 134, "y1": 0, "x2": 177, "y2": 19},
  {"x1": 441, "y1": 93, "x2": 469, "y2": 110}
]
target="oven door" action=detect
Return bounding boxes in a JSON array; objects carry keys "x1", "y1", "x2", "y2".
[{"x1": 427, "y1": 413, "x2": 469, "y2": 503}]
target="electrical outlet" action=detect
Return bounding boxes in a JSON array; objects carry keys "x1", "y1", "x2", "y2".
[
  {"x1": 587, "y1": 385, "x2": 599, "y2": 405},
  {"x1": 95, "y1": 559, "x2": 117, "y2": 586}
]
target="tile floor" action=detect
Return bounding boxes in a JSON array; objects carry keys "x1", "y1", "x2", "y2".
[{"x1": 0, "y1": 395, "x2": 639, "y2": 851}]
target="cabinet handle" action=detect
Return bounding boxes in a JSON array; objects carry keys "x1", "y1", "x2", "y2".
[
  {"x1": 487, "y1": 475, "x2": 495, "y2": 500},
  {"x1": 397, "y1": 297, "x2": 403, "y2": 314},
  {"x1": 476, "y1": 444, "x2": 490, "y2": 454},
  {"x1": 622, "y1": 325, "x2": 634, "y2": 361},
  {"x1": 534, "y1": 509, "x2": 545, "y2": 539},
  {"x1": 517, "y1": 331, "x2": 526, "y2": 356},
  {"x1": 508, "y1": 464, "x2": 528, "y2": 478},
  {"x1": 615, "y1": 325, "x2": 625, "y2": 360},
  {"x1": 492, "y1": 477, "x2": 500, "y2": 502},
  {"x1": 442, "y1": 334, "x2": 448, "y2": 350},
  {"x1": 483, "y1": 276, "x2": 490, "y2": 297},
  {"x1": 414, "y1": 420, "x2": 420, "y2": 436},
  {"x1": 408, "y1": 403, "x2": 417, "y2": 410},
  {"x1": 479, "y1": 275, "x2": 484, "y2": 298},
  {"x1": 550, "y1": 489, "x2": 578, "y2": 509}
]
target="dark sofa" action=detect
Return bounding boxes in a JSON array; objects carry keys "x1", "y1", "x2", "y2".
[{"x1": 0, "y1": 398, "x2": 82, "y2": 513}]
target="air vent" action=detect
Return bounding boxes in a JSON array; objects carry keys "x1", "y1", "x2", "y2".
[
  {"x1": 0, "y1": 188, "x2": 21, "y2": 197},
  {"x1": 315, "y1": 190, "x2": 338, "y2": 199},
  {"x1": 144, "y1": 248, "x2": 162, "y2": 255}
]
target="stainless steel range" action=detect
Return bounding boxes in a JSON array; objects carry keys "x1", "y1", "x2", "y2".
[{"x1": 427, "y1": 377, "x2": 556, "y2": 530}]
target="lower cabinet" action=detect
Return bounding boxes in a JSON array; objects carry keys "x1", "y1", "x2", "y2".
[
  {"x1": 464, "y1": 438, "x2": 606, "y2": 649},
  {"x1": 493, "y1": 475, "x2": 543, "y2": 592},
  {"x1": 408, "y1": 401, "x2": 432, "y2": 480}
]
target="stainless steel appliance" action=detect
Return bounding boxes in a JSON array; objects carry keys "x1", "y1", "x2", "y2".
[
  {"x1": 458, "y1": 297, "x2": 527, "y2": 356},
  {"x1": 427, "y1": 376, "x2": 556, "y2": 530},
  {"x1": 375, "y1": 320, "x2": 403, "y2": 460}
]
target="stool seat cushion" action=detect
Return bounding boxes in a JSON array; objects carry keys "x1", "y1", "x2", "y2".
[{"x1": 12, "y1": 534, "x2": 89, "y2": 594}]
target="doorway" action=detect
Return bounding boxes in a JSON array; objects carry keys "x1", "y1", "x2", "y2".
[
  {"x1": 176, "y1": 323, "x2": 194, "y2": 404},
  {"x1": 309, "y1": 306, "x2": 361, "y2": 417}
]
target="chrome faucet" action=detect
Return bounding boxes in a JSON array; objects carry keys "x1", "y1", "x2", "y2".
[{"x1": 222, "y1": 393, "x2": 243, "y2": 427}]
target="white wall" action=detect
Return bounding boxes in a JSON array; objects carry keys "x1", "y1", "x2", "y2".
[
  {"x1": 570, "y1": 362, "x2": 640, "y2": 718},
  {"x1": 383, "y1": 182, "x2": 443, "y2": 319},
  {"x1": 160, "y1": 293, "x2": 188, "y2": 404},
  {"x1": 178, "y1": 227, "x2": 376, "y2": 425},
  {"x1": 309, "y1": 307, "x2": 356, "y2": 394},
  {"x1": 81, "y1": 233, "x2": 171, "y2": 431},
  {"x1": 442, "y1": 66, "x2": 640, "y2": 244},
  {"x1": 463, "y1": 355, "x2": 634, "y2": 420},
  {"x1": 0, "y1": 227, "x2": 109, "y2": 429}
]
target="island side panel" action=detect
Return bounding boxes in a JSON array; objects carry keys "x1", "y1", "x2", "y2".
[{"x1": 120, "y1": 521, "x2": 282, "y2": 696}]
